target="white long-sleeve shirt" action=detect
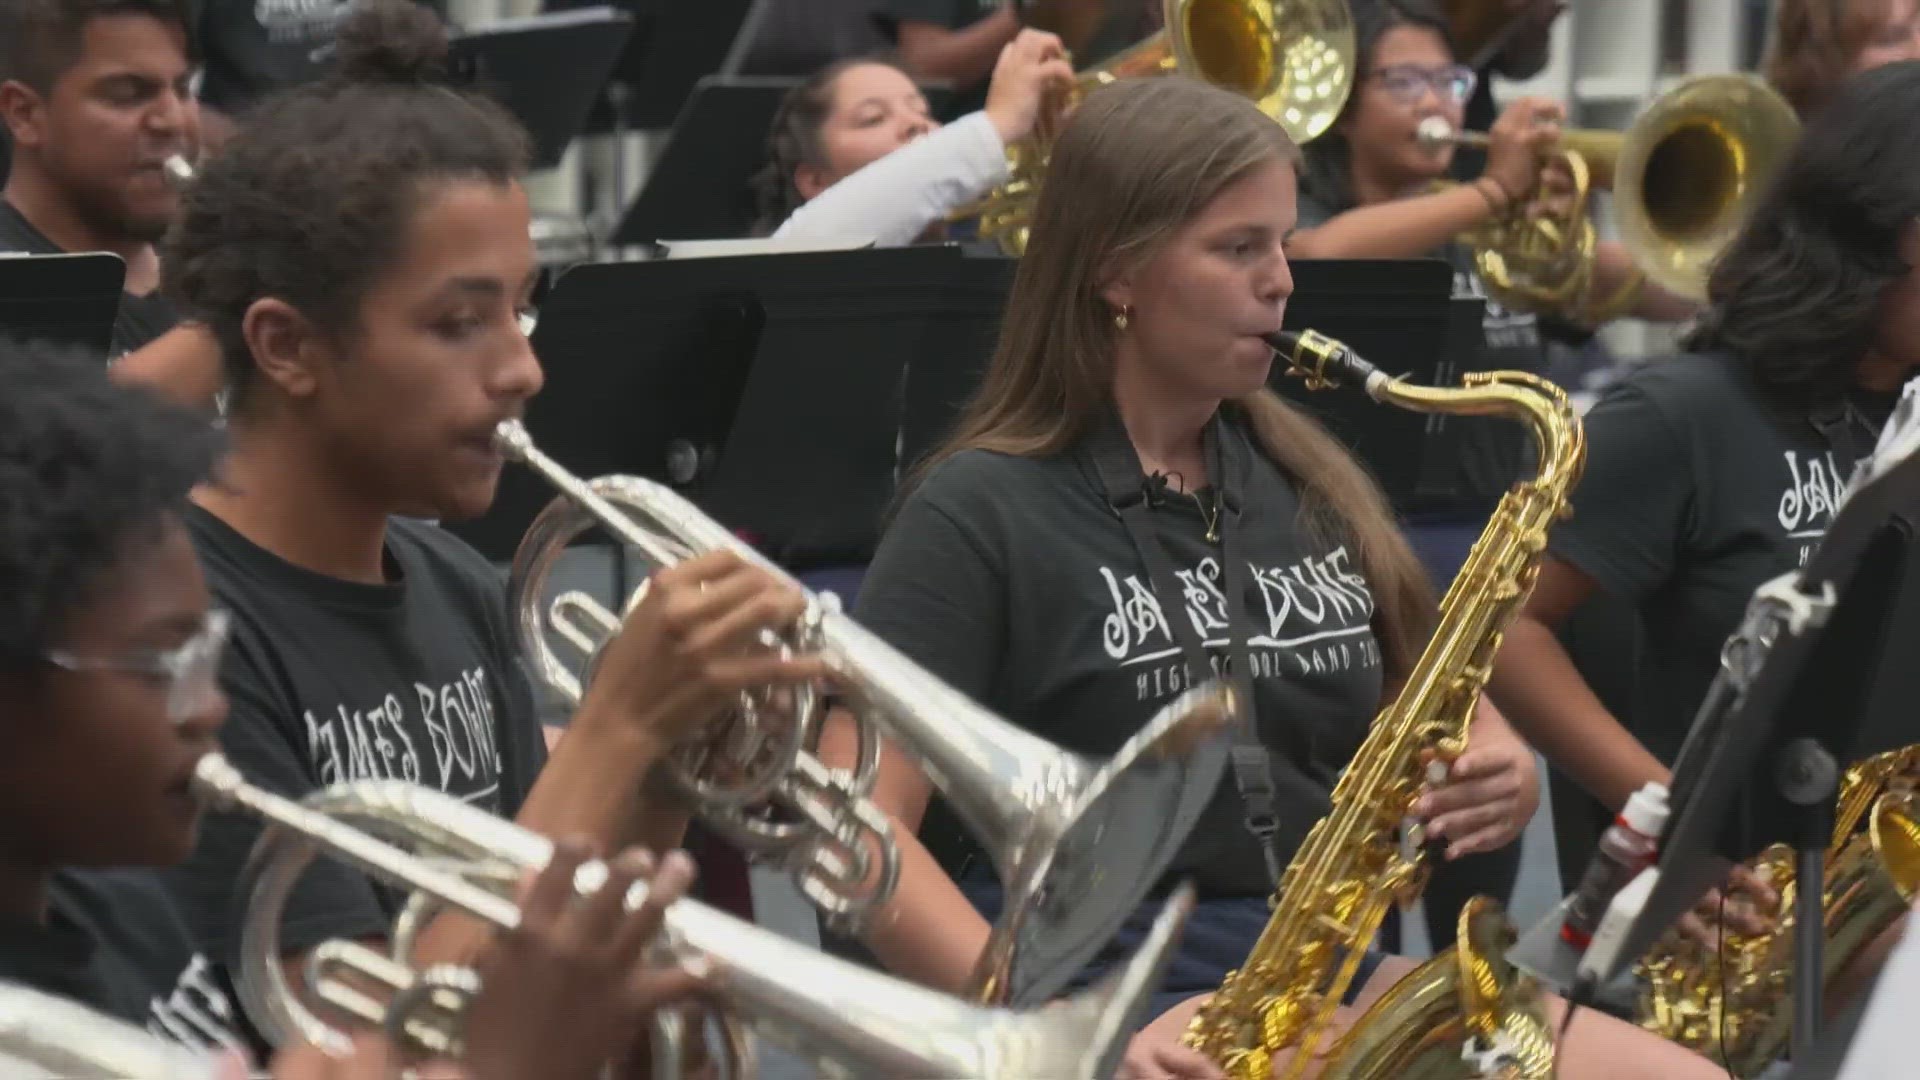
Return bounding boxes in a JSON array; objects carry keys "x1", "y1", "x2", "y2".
[{"x1": 772, "y1": 111, "x2": 1012, "y2": 248}]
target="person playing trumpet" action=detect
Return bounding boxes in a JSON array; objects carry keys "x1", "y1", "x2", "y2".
[
  {"x1": 0, "y1": 335, "x2": 702, "y2": 1080},
  {"x1": 149, "y1": 0, "x2": 829, "y2": 1067},
  {"x1": 756, "y1": 27, "x2": 1073, "y2": 246},
  {"x1": 0, "y1": 0, "x2": 194, "y2": 362},
  {"x1": 1287, "y1": 0, "x2": 1696, "y2": 328},
  {"x1": 0, "y1": 0, "x2": 239, "y2": 411}
]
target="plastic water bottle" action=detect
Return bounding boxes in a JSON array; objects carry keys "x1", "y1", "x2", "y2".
[{"x1": 1561, "y1": 781, "x2": 1670, "y2": 951}]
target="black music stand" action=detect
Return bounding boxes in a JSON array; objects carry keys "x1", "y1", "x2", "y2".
[
  {"x1": 444, "y1": 261, "x2": 765, "y2": 564},
  {"x1": 450, "y1": 7, "x2": 636, "y2": 171},
  {"x1": 612, "y1": 78, "x2": 794, "y2": 244},
  {"x1": 444, "y1": 244, "x2": 1015, "y2": 571},
  {"x1": 700, "y1": 244, "x2": 1014, "y2": 566},
  {"x1": 545, "y1": 0, "x2": 757, "y2": 131},
  {"x1": 1511, "y1": 420, "x2": 1920, "y2": 1057},
  {"x1": 1271, "y1": 259, "x2": 1459, "y2": 507},
  {"x1": 0, "y1": 252, "x2": 125, "y2": 362}
]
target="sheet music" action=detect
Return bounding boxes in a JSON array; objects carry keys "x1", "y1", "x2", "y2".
[{"x1": 646, "y1": 237, "x2": 874, "y2": 260}]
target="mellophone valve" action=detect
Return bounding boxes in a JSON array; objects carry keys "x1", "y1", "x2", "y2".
[
  {"x1": 195, "y1": 751, "x2": 1200, "y2": 1079},
  {"x1": 496, "y1": 418, "x2": 1240, "y2": 1006}
]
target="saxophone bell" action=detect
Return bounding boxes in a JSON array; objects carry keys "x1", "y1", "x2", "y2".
[{"x1": 1634, "y1": 776, "x2": 1920, "y2": 1073}]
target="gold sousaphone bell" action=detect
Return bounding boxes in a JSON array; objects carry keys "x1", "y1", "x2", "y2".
[{"x1": 957, "y1": 0, "x2": 1358, "y2": 253}]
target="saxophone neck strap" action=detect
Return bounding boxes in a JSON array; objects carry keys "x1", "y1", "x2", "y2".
[{"x1": 1084, "y1": 406, "x2": 1285, "y2": 886}]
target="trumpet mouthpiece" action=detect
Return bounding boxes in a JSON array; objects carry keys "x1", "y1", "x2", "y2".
[
  {"x1": 190, "y1": 752, "x2": 244, "y2": 807},
  {"x1": 1416, "y1": 116, "x2": 1456, "y2": 149},
  {"x1": 493, "y1": 419, "x2": 532, "y2": 456}
]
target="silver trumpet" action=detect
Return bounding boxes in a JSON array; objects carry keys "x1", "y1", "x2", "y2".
[
  {"x1": 197, "y1": 752, "x2": 1197, "y2": 1079},
  {"x1": 497, "y1": 418, "x2": 1237, "y2": 1004},
  {"x1": 0, "y1": 981, "x2": 233, "y2": 1079}
]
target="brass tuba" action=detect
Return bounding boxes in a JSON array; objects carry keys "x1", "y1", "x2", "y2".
[
  {"x1": 957, "y1": 0, "x2": 1357, "y2": 253},
  {"x1": 497, "y1": 419, "x2": 1238, "y2": 1005},
  {"x1": 1181, "y1": 330, "x2": 1585, "y2": 1080},
  {"x1": 1634, "y1": 752, "x2": 1920, "y2": 1075},
  {"x1": 1418, "y1": 73, "x2": 1800, "y2": 313},
  {"x1": 0, "y1": 981, "x2": 235, "y2": 1079},
  {"x1": 199, "y1": 751, "x2": 1201, "y2": 1078}
]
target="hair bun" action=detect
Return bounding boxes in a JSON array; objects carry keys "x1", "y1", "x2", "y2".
[{"x1": 329, "y1": 0, "x2": 452, "y2": 86}]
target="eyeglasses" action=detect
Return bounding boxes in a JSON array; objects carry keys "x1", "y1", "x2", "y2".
[
  {"x1": 44, "y1": 609, "x2": 229, "y2": 724},
  {"x1": 1369, "y1": 63, "x2": 1477, "y2": 106}
]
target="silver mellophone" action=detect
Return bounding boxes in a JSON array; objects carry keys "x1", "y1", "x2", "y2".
[{"x1": 0, "y1": 420, "x2": 1238, "y2": 1079}]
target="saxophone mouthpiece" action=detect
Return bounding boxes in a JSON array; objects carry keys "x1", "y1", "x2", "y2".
[{"x1": 1266, "y1": 329, "x2": 1385, "y2": 394}]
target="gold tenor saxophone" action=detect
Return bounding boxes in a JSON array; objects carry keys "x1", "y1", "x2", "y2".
[
  {"x1": 1634, "y1": 747, "x2": 1920, "y2": 1074},
  {"x1": 1181, "y1": 329, "x2": 1586, "y2": 1080}
]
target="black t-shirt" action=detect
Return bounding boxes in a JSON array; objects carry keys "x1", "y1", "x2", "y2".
[
  {"x1": 0, "y1": 200, "x2": 180, "y2": 362},
  {"x1": 193, "y1": 0, "x2": 448, "y2": 116},
  {"x1": 1549, "y1": 351, "x2": 1894, "y2": 765},
  {"x1": 0, "y1": 870, "x2": 245, "y2": 1051},
  {"x1": 856, "y1": 413, "x2": 1385, "y2": 897},
  {"x1": 1295, "y1": 183, "x2": 1545, "y2": 506},
  {"x1": 164, "y1": 505, "x2": 548, "y2": 1020}
]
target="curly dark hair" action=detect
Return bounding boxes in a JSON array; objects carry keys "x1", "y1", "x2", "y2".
[
  {"x1": 1685, "y1": 59, "x2": 1920, "y2": 410},
  {"x1": 160, "y1": 0, "x2": 531, "y2": 404},
  {"x1": 750, "y1": 55, "x2": 906, "y2": 236},
  {"x1": 0, "y1": 0, "x2": 190, "y2": 91},
  {"x1": 1297, "y1": 0, "x2": 1453, "y2": 212},
  {"x1": 0, "y1": 336, "x2": 220, "y2": 674}
]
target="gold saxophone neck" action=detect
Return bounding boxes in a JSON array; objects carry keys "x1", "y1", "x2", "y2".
[{"x1": 1267, "y1": 328, "x2": 1586, "y2": 494}]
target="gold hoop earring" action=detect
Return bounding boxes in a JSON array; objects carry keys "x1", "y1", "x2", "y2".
[{"x1": 1114, "y1": 305, "x2": 1132, "y2": 331}]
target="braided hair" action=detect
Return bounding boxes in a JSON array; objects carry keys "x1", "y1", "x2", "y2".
[{"x1": 750, "y1": 56, "x2": 909, "y2": 235}]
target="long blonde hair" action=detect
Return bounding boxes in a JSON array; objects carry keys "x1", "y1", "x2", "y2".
[{"x1": 912, "y1": 76, "x2": 1435, "y2": 682}]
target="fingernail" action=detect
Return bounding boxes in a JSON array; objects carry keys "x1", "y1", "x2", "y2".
[{"x1": 659, "y1": 849, "x2": 697, "y2": 883}]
